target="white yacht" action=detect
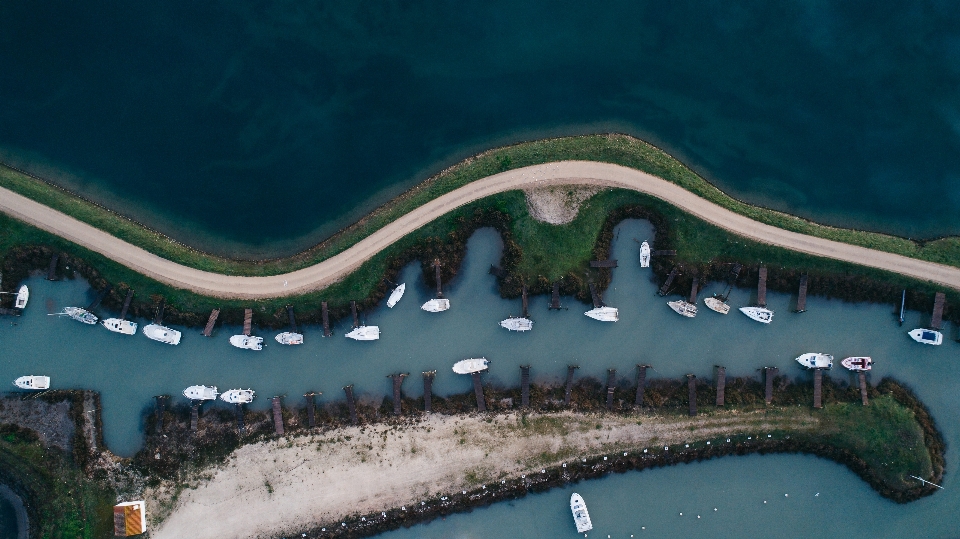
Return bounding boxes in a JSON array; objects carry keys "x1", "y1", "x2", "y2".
[
  {"x1": 101, "y1": 318, "x2": 137, "y2": 335},
  {"x1": 219, "y1": 389, "x2": 255, "y2": 404},
  {"x1": 667, "y1": 300, "x2": 697, "y2": 318},
  {"x1": 703, "y1": 296, "x2": 730, "y2": 314},
  {"x1": 386, "y1": 283, "x2": 406, "y2": 308},
  {"x1": 421, "y1": 298, "x2": 450, "y2": 312},
  {"x1": 13, "y1": 376, "x2": 49, "y2": 390},
  {"x1": 230, "y1": 335, "x2": 263, "y2": 350},
  {"x1": 639, "y1": 241, "x2": 651, "y2": 268},
  {"x1": 274, "y1": 332, "x2": 304, "y2": 345},
  {"x1": 143, "y1": 323, "x2": 181, "y2": 345},
  {"x1": 908, "y1": 328, "x2": 942, "y2": 345},
  {"x1": 840, "y1": 357, "x2": 873, "y2": 371},
  {"x1": 346, "y1": 325, "x2": 380, "y2": 341},
  {"x1": 500, "y1": 317, "x2": 533, "y2": 331},
  {"x1": 584, "y1": 306, "x2": 618, "y2": 322},
  {"x1": 739, "y1": 306, "x2": 774, "y2": 324},
  {"x1": 14, "y1": 285, "x2": 28, "y2": 310},
  {"x1": 50, "y1": 307, "x2": 98, "y2": 325},
  {"x1": 182, "y1": 385, "x2": 219, "y2": 401},
  {"x1": 570, "y1": 493, "x2": 593, "y2": 533},
  {"x1": 452, "y1": 357, "x2": 489, "y2": 374},
  {"x1": 796, "y1": 352, "x2": 833, "y2": 369}
]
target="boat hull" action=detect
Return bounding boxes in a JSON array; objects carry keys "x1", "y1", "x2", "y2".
[
  {"x1": 102, "y1": 318, "x2": 137, "y2": 335},
  {"x1": 386, "y1": 284, "x2": 405, "y2": 308},
  {"x1": 13, "y1": 376, "x2": 49, "y2": 390},
  {"x1": 500, "y1": 317, "x2": 533, "y2": 331},
  {"x1": 274, "y1": 332, "x2": 304, "y2": 345},
  {"x1": 421, "y1": 298, "x2": 450, "y2": 312},
  {"x1": 14, "y1": 285, "x2": 28, "y2": 309},
  {"x1": 63, "y1": 307, "x2": 98, "y2": 324},
  {"x1": 796, "y1": 353, "x2": 833, "y2": 369},
  {"x1": 452, "y1": 358, "x2": 489, "y2": 374},
  {"x1": 219, "y1": 389, "x2": 255, "y2": 404},
  {"x1": 230, "y1": 335, "x2": 263, "y2": 350},
  {"x1": 143, "y1": 324, "x2": 181, "y2": 345},
  {"x1": 739, "y1": 306, "x2": 774, "y2": 324},
  {"x1": 667, "y1": 300, "x2": 697, "y2": 318},
  {"x1": 639, "y1": 241, "x2": 651, "y2": 268},
  {"x1": 183, "y1": 385, "x2": 218, "y2": 400},
  {"x1": 346, "y1": 326, "x2": 380, "y2": 341},
  {"x1": 570, "y1": 493, "x2": 593, "y2": 533},
  {"x1": 584, "y1": 307, "x2": 618, "y2": 322},
  {"x1": 908, "y1": 328, "x2": 942, "y2": 345},
  {"x1": 703, "y1": 297, "x2": 730, "y2": 314},
  {"x1": 840, "y1": 357, "x2": 873, "y2": 371}
]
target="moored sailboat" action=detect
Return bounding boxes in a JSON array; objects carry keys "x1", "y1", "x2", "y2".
[
  {"x1": 386, "y1": 283, "x2": 406, "y2": 308},
  {"x1": 452, "y1": 357, "x2": 489, "y2": 374},
  {"x1": 274, "y1": 332, "x2": 304, "y2": 345},
  {"x1": 50, "y1": 307, "x2": 98, "y2": 325},
  {"x1": 102, "y1": 318, "x2": 137, "y2": 335},
  {"x1": 346, "y1": 325, "x2": 380, "y2": 341},
  {"x1": 667, "y1": 300, "x2": 697, "y2": 318},
  {"x1": 796, "y1": 352, "x2": 833, "y2": 369},
  {"x1": 421, "y1": 298, "x2": 450, "y2": 312},
  {"x1": 13, "y1": 376, "x2": 49, "y2": 390},
  {"x1": 570, "y1": 493, "x2": 593, "y2": 533},
  {"x1": 739, "y1": 306, "x2": 774, "y2": 324},
  {"x1": 219, "y1": 389, "x2": 255, "y2": 404},
  {"x1": 584, "y1": 306, "x2": 618, "y2": 322},
  {"x1": 183, "y1": 385, "x2": 218, "y2": 400},
  {"x1": 840, "y1": 357, "x2": 873, "y2": 371},
  {"x1": 143, "y1": 323, "x2": 181, "y2": 345},
  {"x1": 499, "y1": 317, "x2": 533, "y2": 331},
  {"x1": 704, "y1": 296, "x2": 730, "y2": 314},
  {"x1": 230, "y1": 335, "x2": 263, "y2": 350}
]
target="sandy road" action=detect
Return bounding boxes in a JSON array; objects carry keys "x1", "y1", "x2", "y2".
[{"x1": 2, "y1": 161, "x2": 959, "y2": 299}]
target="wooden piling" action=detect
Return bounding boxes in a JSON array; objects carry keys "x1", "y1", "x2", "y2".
[
  {"x1": 605, "y1": 369, "x2": 616, "y2": 410},
  {"x1": 87, "y1": 284, "x2": 112, "y2": 311},
  {"x1": 521, "y1": 286, "x2": 529, "y2": 318},
  {"x1": 422, "y1": 371, "x2": 436, "y2": 413},
  {"x1": 434, "y1": 259, "x2": 443, "y2": 298},
  {"x1": 686, "y1": 374, "x2": 697, "y2": 417},
  {"x1": 286, "y1": 305, "x2": 298, "y2": 333},
  {"x1": 564, "y1": 365, "x2": 579, "y2": 406},
  {"x1": 520, "y1": 365, "x2": 531, "y2": 408},
  {"x1": 716, "y1": 366, "x2": 726, "y2": 406},
  {"x1": 343, "y1": 385, "x2": 358, "y2": 425},
  {"x1": 242, "y1": 308, "x2": 253, "y2": 336},
  {"x1": 635, "y1": 364, "x2": 649, "y2": 406},
  {"x1": 390, "y1": 374, "x2": 407, "y2": 416},
  {"x1": 589, "y1": 259, "x2": 618, "y2": 268},
  {"x1": 202, "y1": 309, "x2": 220, "y2": 337},
  {"x1": 931, "y1": 292, "x2": 946, "y2": 330},
  {"x1": 190, "y1": 402, "x2": 199, "y2": 432},
  {"x1": 321, "y1": 301, "x2": 332, "y2": 337},
  {"x1": 549, "y1": 282, "x2": 562, "y2": 310},
  {"x1": 795, "y1": 274, "x2": 809, "y2": 313},
  {"x1": 46, "y1": 253, "x2": 58, "y2": 281},
  {"x1": 813, "y1": 369, "x2": 823, "y2": 409},
  {"x1": 589, "y1": 283, "x2": 603, "y2": 308},
  {"x1": 651, "y1": 249, "x2": 677, "y2": 257},
  {"x1": 235, "y1": 404, "x2": 245, "y2": 433},
  {"x1": 351, "y1": 301, "x2": 359, "y2": 328},
  {"x1": 304, "y1": 392, "x2": 317, "y2": 428},
  {"x1": 658, "y1": 266, "x2": 678, "y2": 296},
  {"x1": 271, "y1": 397, "x2": 284, "y2": 435},
  {"x1": 858, "y1": 372, "x2": 869, "y2": 406},
  {"x1": 764, "y1": 367, "x2": 778, "y2": 404},
  {"x1": 757, "y1": 267, "x2": 768, "y2": 307},
  {"x1": 120, "y1": 289, "x2": 134, "y2": 320},
  {"x1": 688, "y1": 277, "x2": 699, "y2": 304},
  {"x1": 154, "y1": 298, "x2": 165, "y2": 325},
  {"x1": 471, "y1": 372, "x2": 486, "y2": 412},
  {"x1": 154, "y1": 396, "x2": 167, "y2": 434}
]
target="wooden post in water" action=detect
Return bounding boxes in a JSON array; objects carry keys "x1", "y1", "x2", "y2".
[
  {"x1": 688, "y1": 277, "x2": 699, "y2": 304},
  {"x1": 202, "y1": 309, "x2": 220, "y2": 337},
  {"x1": 931, "y1": 292, "x2": 946, "y2": 330},
  {"x1": 764, "y1": 367, "x2": 778, "y2": 404},
  {"x1": 795, "y1": 274, "x2": 809, "y2": 313},
  {"x1": 813, "y1": 369, "x2": 823, "y2": 409},
  {"x1": 343, "y1": 385, "x2": 358, "y2": 425},
  {"x1": 389, "y1": 373, "x2": 407, "y2": 416},
  {"x1": 46, "y1": 253, "x2": 59, "y2": 281},
  {"x1": 520, "y1": 365, "x2": 531, "y2": 408},
  {"x1": 589, "y1": 283, "x2": 603, "y2": 308},
  {"x1": 190, "y1": 402, "x2": 199, "y2": 433},
  {"x1": 686, "y1": 374, "x2": 697, "y2": 417},
  {"x1": 304, "y1": 392, "x2": 317, "y2": 428},
  {"x1": 120, "y1": 289, "x2": 134, "y2": 320},
  {"x1": 321, "y1": 301, "x2": 332, "y2": 337},
  {"x1": 154, "y1": 395, "x2": 167, "y2": 434},
  {"x1": 658, "y1": 266, "x2": 678, "y2": 296},
  {"x1": 235, "y1": 404, "x2": 245, "y2": 433},
  {"x1": 521, "y1": 286, "x2": 529, "y2": 318},
  {"x1": 434, "y1": 259, "x2": 444, "y2": 298},
  {"x1": 242, "y1": 308, "x2": 252, "y2": 336},
  {"x1": 351, "y1": 301, "x2": 359, "y2": 328},
  {"x1": 757, "y1": 267, "x2": 768, "y2": 308},
  {"x1": 605, "y1": 369, "x2": 616, "y2": 410},
  {"x1": 858, "y1": 372, "x2": 869, "y2": 406},
  {"x1": 549, "y1": 282, "x2": 562, "y2": 310},
  {"x1": 286, "y1": 305, "x2": 298, "y2": 333},
  {"x1": 635, "y1": 364, "x2": 649, "y2": 406},
  {"x1": 564, "y1": 365, "x2": 579, "y2": 406},
  {"x1": 271, "y1": 397, "x2": 284, "y2": 435},
  {"x1": 422, "y1": 371, "x2": 436, "y2": 413},
  {"x1": 715, "y1": 366, "x2": 726, "y2": 406},
  {"x1": 154, "y1": 298, "x2": 166, "y2": 325},
  {"x1": 471, "y1": 372, "x2": 486, "y2": 412}
]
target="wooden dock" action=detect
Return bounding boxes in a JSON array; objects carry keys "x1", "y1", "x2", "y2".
[
  {"x1": 813, "y1": 369, "x2": 823, "y2": 409},
  {"x1": 549, "y1": 282, "x2": 562, "y2": 310},
  {"x1": 154, "y1": 395, "x2": 168, "y2": 434},
  {"x1": 242, "y1": 308, "x2": 253, "y2": 336},
  {"x1": 590, "y1": 259, "x2": 618, "y2": 268},
  {"x1": 286, "y1": 305, "x2": 298, "y2": 333},
  {"x1": 471, "y1": 372, "x2": 486, "y2": 412},
  {"x1": 390, "y1": 373, "x2": 407, "y2": 416},
  {"x1": 202, "y1": 309, "x2": 220, "y2": 337},
  {"x1": 858, "y1": 372, "x2": 869, "y2": 406},
  {"x1": 87, "y1": 284, "x2": 112, "y2": 311},
  {"x1": 688, "y1": 277, "x2": 699, "y2": 304},
  {"x1": 795, "y1": 274, "x2": 809, "y2": 313},
  {"x1": 271, "y1": 397, "x2": 284, "y2": 435},
  {"x1": 564, "y1": 365, "x2": 579, "y2": 406},
  {"x1": 686, "y1": 374, "x2": 697, "y2": 417},
  {"x1": 190, "y1": 402, "x2": 199, "y2": 432},
  {"x1": 120, "y1": 289, "x2": 134, "y2": 320},
  {"x1": 520, "y1": 365, "x2": 531, "y2": 408},
  {"x1": 658, "y1": 266, "x2": 679, "y2": 296},
  {"x1": 351, "y1": 301, "x2": 359, "y2": 328},
  {"x1": 716, "y1": 366, "x2": 726, "y2": 406},
  {"x1": 635, "y1": 364, "x2": 649, "y2": 406},
  {"x1": 46, "y1": 253, "x2": 58, "y2": 281},
  {"x1": 304, "y1": 392, "x2": 317, "y2": 428},
  {"x1": 321, "y1": 301, "x2": 332, "y2": 337},
  {"x1": 434, "y1": 259, "x2": 444, "y2": 298},
  {"x1": 931, "y1": 292, "x2": 946, "y2": 330},
  {"x1": 235, "y1": 404, "x2": 245, "y2": 433},
  {"x1": 764, "y1": 367, "x2": 778, "y2": 404},
  {"x1": 521, "y1": 286, "x2": 529, "y2": 318},
  {"x1": 343, "y1": 385, "x2": 358, "y2": 425},
  {"x1": 488, "y1": 265, "x2": 506, "y2": 278},
  {"x1": 589, "y1": 282, "x2": 603, "y2": 308},
  {"x1": 422, "y1": 371, "x2": 436, "y2": 413},
  {"x1": 154, "y1": 298, "x2": 165, "y2": 325},
  {"x1": 757, "y1": 267, "x2": 768, "y2": 307},
  {"x1": 605, "y1": 369, "x2": 616, "y2": 410},
  {"x1": 651, "y1": 249, "x2": 676, "y2": 257}
]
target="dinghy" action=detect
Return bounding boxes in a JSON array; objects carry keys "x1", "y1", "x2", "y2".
[
  {"x1": 229, "y1": 335, "x2": 263, "y2": 350},
  {"x1": 386, "y1": 283, "x2": 406, "y2": 308},
  {"x1": 346, "y1": 325, "x2": 380, "y2": 341},
  {"x1": 452, "y1": 357, "x2": 489, "y2": 374},
  {"x1": 570, "y1": 493, "x2": 593, "y2": 533},
  {"x1": 274, "y1": 332, "x2": 304, "y2": 345},
  {"x1": 739, "y1": 306, "x2": 774, "y2": 324},
  {"x1": 143, "y1": 323, "x2": 181, "y2": 345},
  {"x1": 499, "y1": 317, "x2": 533, "y2": 331},
  {"x1": 667, "y1": 300, "x2": 697, "y2": 318},
  {"x1": 219, "y1": 389, "x2": 255, "y2": 404},
  {"x1": 796, "y1": 352, "x2": 833, "y2": 369},
  {"x1": 13, "y1": 376, "x2": 49, "y2": 390},
  {"x1": 908, "y1": 328, "x2": 942, "y2": 345},
  {"x1": 840, "y1": 357, "x2": 873, "y2": 371},
  {"x1": 639, "y1": 241, "x2": 651, "y2": 268},
  {"x1": 50, "y1": 307, "x2": 98, "y2": 325},
  {"x1": 584, "y1": 306, "x2": 619, "y2": 322},
  {"x1": 182, "y1": 385, "x2": 218, "y2": 400},
  {"x1": 704, "y1": 296, "x2": 730, "y2": 314},
  {"x1": 14, "y1": 285, "x2": 28, "y2": 310},
  {"x1": 102, "y1": 318, "x2": 137, "y2": 335},
  {"x1": 421, "y1": 298, "x2": 450, "y2": 312}
]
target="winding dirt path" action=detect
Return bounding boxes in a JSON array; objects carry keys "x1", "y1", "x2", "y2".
[{"x1": 2, "y1": 161, "x2": 959, "y2": 299}]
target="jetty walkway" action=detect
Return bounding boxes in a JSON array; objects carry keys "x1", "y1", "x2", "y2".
[{"x1": 2, "y1": 161, "x2": 960, "y2": 299}]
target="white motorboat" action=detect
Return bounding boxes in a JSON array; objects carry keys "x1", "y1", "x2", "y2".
[
  {"x1": 14, "y1": 285, "x2": 28, "y2": 310},
  {"x1": 796, "y1": 352, "x2": 833, "y2": 369},
  {"x1": 183, "y1": 385, "x2": 219, "y2": 400},
  {"x1": 421, "y1": 298, "x2": 450, "y2": 312},
  {"x1": 639, "y1": 241, "x2": 651, "y2": 268},
  {"x1": 143, "y1": 323, "x2": 181, "y2": 345},
  {"x1": 49, "y1": 307, "x2": 98, "y2": 325},
  {"x1": 230, "y1": 335, "x2": 263, "y2": 350},
  {"x1": 667, "y1": 300, "x2": 697, "y2": 318},
  {"x1": 274, "y1": 332, "x2": 304, "y2": 345},
  {"x1": 570, "y1": 493, "x2": 593, "y2": 533},
  {"x1": 840, "y1": 357, "x2": 873, "y2": 371},
  {"x1": 386, "y1": 283, "x2": 406, "y2": 308},
  {"x1": 346, "y1": 325, "x2": 380, "y2": 341},
  {"x1": 739, "y1": 306, "x2": 774, "y2": 324},
  {"x1": 13, "y1": 376, "x2": 49, "y2": 390},
  {"x1": 704, "y1": 296, "x2": 730, "y2": 314},
  {"x1": 452, "y1": 357, "x2": 489, "y2": 374},
  {"x1": 908, "y1": 328, "x2": 942, "y2": 345},
  {"x1": 584, "y1": 306, "x2": 619, "y2": 322},
  {"x1": 500, "y1": 317, "x2": 533, "y2": 332},
  {"x1": 102, "y1": 318, "x2": 137, "y2": 335},
  {"x1": 219, "y1": 389, "x2": 255, "y2": 404}
]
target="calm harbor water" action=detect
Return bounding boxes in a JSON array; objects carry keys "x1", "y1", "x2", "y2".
[
  {"x1": 4, "y1": 2, "x2": 960, "y2": 256},
  {"x1": 1, "y1": 221, "x2": 959, "y2": 537}
]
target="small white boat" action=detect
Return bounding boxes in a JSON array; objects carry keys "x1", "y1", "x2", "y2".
[
  {"x1": 13, "y1": 376, "x2": 49, "y2": 390},
  {"x1": 704, "y1": 296, "x2": 731, "y2": 314},
  {"x1": 667, "y1": 300, "x2": 697, "y2": 318},
  {"x1": 739, "y1": 306, "x2": 774, "y2": 324},
  {"x1": 230, "y1": 335, "x2": 263, "y2": 350},
  {"x1": 639, "y1": 241, "x2": 651, "y2": 268},
  {"x1": 101, "y1": 318, "x2": 137, "y2": 335},
  {"x1": 219, "y1": 388, "x2": 255, "y2": 404},
  {"x1": 421, "y1": 298, "x2": 450, "y2": 312},
  {"x1": 14, "y1": 285, "x2": 28, "y2": 310},
  {"x1": 182, "y1": 385, "x2": 218, "y2": 400},
  {"x1": 274, "y1": 332, "x2": 304, "y2": 345},
  {"x1": 908, "y1": 328, "x2": 942, "y2": 345},
  {"x1": 570, "y1": 493, "x2": 593, "y2": 533},
  {"x1": 500, "y1": 317, "x2": 533, "y2": 332},
  {"x1": 50, "y1": 307, "x2": 98, "y2": 325},
  {"x1": 452, "y1": 357, "x2": 489, "y2": 374},
  {"x1": 796, "y1": 352, "x2": 833, "y2": 369},
  {"x1": 346, "y1": 325, "x2": 380, "y2": 341},
  {"x1": 386, "y1": 283, "x2": 406, "y2": 308},
  {"x1": 143, "y1": 323, "x2": 181, "y2": 345},
  {"x1": 584, "y1": 306, "x2": 619, "y2": 322},
  {"x1": 841, "y1": 357, "x2": 873, "y2": 371}
]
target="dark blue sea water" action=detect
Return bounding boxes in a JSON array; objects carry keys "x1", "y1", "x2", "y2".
[{"x1": 3, "y1": 1, "x2": 960, "y2": 256}]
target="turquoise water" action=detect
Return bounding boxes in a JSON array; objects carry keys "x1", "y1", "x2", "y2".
[
  {"x1": 3, "y1": 2, "x2": 960, "y2": 256},
  {"x1": 1, "y1": 221, "x2": 959, "y2": 537}
]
